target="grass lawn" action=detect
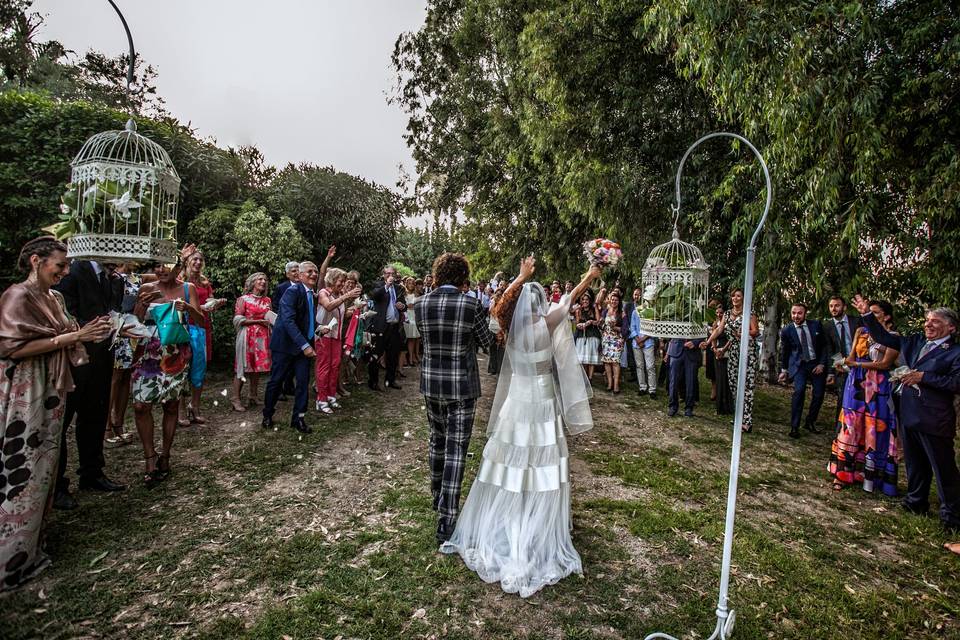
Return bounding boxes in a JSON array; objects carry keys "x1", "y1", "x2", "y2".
[{"x1": 1, "y1": 363, "x2": 957, "y2": 639}]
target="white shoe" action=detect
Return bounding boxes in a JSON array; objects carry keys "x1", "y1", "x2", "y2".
[
  {"x1": 315, "y1": 400, "x2": 333, "y2": 414},
  {"x1": 327, "y1": 396, "x2": 341, "y2": 409}
]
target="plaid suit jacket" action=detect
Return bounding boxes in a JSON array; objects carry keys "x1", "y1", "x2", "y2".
[{"x1": 415, "y1": 285, "x2": 495, "y2": 400}]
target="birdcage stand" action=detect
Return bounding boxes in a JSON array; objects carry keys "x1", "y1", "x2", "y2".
[{"x1": 644, "y1": 132, "x2": 772, "y2": 640}]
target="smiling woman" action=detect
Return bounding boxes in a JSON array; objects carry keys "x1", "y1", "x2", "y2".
[{"x1": 0, "y1": 236, "x2": 113, "y2": 591}]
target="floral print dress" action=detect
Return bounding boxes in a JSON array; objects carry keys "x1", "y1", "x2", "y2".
[
  {"x1": 723, "y1": 312, "x2": 758, "y2": 428},
  {"x1": 235, "y1": 294, "x2": 272, "y2": 373}
]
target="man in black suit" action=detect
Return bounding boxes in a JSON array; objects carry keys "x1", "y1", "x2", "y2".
[
  {"x1": 778, "y1": 302, "x2": 829, "y2": 438},
  {"x1": 367, "y1": 265, "x2": 407, "y2": 391},
  {"x1": 53, "y1": 259, "x2": 126, "y2": 507},
  {"x1": 620, "y1": 288, "x2": 639, "y2": 382},
  {"x1": 823, "y1": 295, "x2": 862, "y2": 424},
  {"x1": 853, "y1": 296, "x2": 960, "y2": 532}
]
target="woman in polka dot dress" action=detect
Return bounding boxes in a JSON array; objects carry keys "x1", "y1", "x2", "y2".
[{"x1": 0, "y1": 237, "x2": 112, "y2": 591}]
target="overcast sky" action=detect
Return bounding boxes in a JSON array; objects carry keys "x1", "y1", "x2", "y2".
[{"x1": 33, "y1": 0, "x2": 426, "y2": 196}]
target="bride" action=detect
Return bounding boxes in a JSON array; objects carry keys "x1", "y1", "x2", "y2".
[{"x1": 441, "y1": 256, "x2": 601, "y2": 597}]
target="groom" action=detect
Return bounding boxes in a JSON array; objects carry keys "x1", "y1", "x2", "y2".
[{"x1": 415, "y1": 252, "x2": 495, "y2": 544}]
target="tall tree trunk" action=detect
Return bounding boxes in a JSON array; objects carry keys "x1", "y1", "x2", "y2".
[{"x1": 762, "y1": 298, "x2": 780, "y2": 384}]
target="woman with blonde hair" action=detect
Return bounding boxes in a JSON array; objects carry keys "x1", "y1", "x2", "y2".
[
  {"x1": 315, "y1": 267, "x2": 361, "y2": 414},
  {"x1": 180, "y1": 250, "x2": 225, "y2": 425},
  {"x1": 403, "y1": 276, "x2": 421, "y2": 367},
  {"x1": 231, "y1": 272, "x2": 273, "y2": 412}
]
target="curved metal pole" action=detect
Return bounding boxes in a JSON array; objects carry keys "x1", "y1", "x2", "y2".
[
  {"x1": 105, "y1": 0, "x2": 137, "y2": 117},
  {"x1": 646, "y1": 132, "x2": 772, "y2": 640}
]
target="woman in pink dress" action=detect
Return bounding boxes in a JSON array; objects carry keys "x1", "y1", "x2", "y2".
[
  {"x1": 181, "y1": 250, "x2": 225, "y2": 425},
  {"x1": 231, "y1": 273, "x2": 272, "y2": 412}
]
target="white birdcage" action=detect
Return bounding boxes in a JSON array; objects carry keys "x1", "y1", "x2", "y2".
[
  {"x1": 637, "y1": 227, "x2": 710, "y2": 339},
  {"x1": 62, "y1": 117, "x2": 180, "y2": 264}
]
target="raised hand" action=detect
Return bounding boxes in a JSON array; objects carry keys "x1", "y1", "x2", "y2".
[
  {"x1": 851, "y1": 294, "x2": 870, "y2": 315},
  {"x1": 179, "y1": 243, "x2": 197, "y2": 262},
  {"x1": 327, "y1": 245, "x2": 337, "y2": 259},
  {"x1": 519, "y1": 255, "x2": 536, "y2": 280}
]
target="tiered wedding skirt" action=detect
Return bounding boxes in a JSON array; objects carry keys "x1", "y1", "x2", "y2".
[{"x1": 440, "y1": 373, "x2": 582, "y2": 597}]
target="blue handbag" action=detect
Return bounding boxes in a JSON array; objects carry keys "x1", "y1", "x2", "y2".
[{"x1": 184, "y1": 283, "x2": 208, "y2": 388}]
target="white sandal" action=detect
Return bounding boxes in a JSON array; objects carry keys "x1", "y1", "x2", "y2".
[{"x1": 315, "y1": 400, "x2": 333, "y2": 414}]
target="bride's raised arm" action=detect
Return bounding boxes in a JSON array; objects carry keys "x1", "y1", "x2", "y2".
[
  {"x1": 491, "y1": 255, "x2": 536, "y2": 330},
  {"x1": 568, "y1": 266, "x2": 602, "y2": 304},
  {"x1": 547, "y1": 266, "x2": 601, "y2": 332}
]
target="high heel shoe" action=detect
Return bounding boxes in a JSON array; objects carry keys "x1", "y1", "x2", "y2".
[
  {"x1": 143, "y1": 453, "x2": 163, "y2": 488},
  {"x1": 157, "y1": 453, "x2": 171, "y2": 480},
  {"x1": 231, "y1": 398, "x2": 246, "y2": 412},
  {"x1": 187, "y1": 406, "x2": 207, "y2": 424}
]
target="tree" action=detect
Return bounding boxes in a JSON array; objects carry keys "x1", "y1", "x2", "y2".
[
  {"x1": 265, "y1": 164, "x2": 403, "y2": 285},
  {"x1": 1, "y1": 0, "x2": 166, "y2": 115},
  {"x1": 389, "y1": 225, "x2": 457, "y2": 277}
]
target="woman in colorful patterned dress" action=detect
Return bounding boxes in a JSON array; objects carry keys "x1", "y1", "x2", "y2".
[
  {"x1": 705, "y1": 288, "x2": 759, "y2": 431},
  {"x1": 132, "y1": 263, "x2": 203, "y2": 487},
  {"x1": 0, "y1": 237, "x2": 112, "y2": 590},
  {"x1": 231, "y1": 273, "x2": 273, "y2": 412},
  {"x1": 600, "y1": 291, "x2": 625, "y2": 393},
  {"x1": 829, "y1": 300, "x2": 900, "y2": 494}
]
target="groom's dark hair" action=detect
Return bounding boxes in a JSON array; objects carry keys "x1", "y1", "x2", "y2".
[{"x1": 432, "y1": 252, "x2": 470, "y2": 288}]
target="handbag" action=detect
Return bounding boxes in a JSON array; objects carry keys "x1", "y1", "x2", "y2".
[
  {"x1": 184, "y1": 283, "x2": 208, "y2": 388},
  {"x1": 150, "y1": 300, "x2": 190, "y2": 346}
]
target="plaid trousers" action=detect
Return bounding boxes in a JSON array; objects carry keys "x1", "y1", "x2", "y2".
[{"x1": 425, "y1": 397, "x2": 477, "y2": 528}]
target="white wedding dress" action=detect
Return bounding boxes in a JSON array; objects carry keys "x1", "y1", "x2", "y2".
[{"x1": 441, "y1": 284, "x2": 594, "y2": 597}]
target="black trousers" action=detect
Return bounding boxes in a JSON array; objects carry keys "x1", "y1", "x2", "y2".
[
  {"x1": 58, "y1": 341, "x2": 112, "y2": 488},
  {"x1": 668, "y1": 358, "x2": 698, "y2": 413},
  {"x1": 368, "y1": 323, "x2": 403, "y2": 386},
  {"x1": 901, "y1": 427, "x2": 960, "y2": 528}
]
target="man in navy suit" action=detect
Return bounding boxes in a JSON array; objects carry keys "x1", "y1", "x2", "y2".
[
  {"x1": 778, "y1": 303, "x2": 829, "y2": 438},
  {"x1": 853, "y1": 295, "x2": 960, "y2": 532},
  {"x1": 667, "y1": 337, "x2": 703, "y2": 417},
  {"x1": 262, "y1": 261, "x2": 319, "y2": 434}
]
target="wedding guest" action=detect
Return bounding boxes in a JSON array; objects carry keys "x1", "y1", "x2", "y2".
[
  {"x1": 778, "y1": 302, "x2": 829, "y2": 438},
  {"x1": 403, "y1": 276, "x2": 421, "y2": 367},
  {"x1": 564, "y1": 280, "x2": 574, "y2": 296},
  {"x1": 423, "y1": 274, "x2": 434, "y2": 294},
  {"x1": 131, "y1": 264, "x2": 203, "y2": 486},
  {"x1": 574, "y1": 292, "x2": 602, "y2": 379},
  {"x1": 709, "y1": 305, "x2": 735, "y2": 415},
  {"x1": 620, "y1": 288, "x2": 639, "y2": 383},
  {"x1": 852, "y1": 295, "x2": 960, "y2": 532},
  {"x1": 104, "y1": 263, "x2": 140, "y2": 449},
  {"x1": 340, "y1": 271, "x2": 366, "y2": 390},
  {"x1": 487, "y1": 289, "x2": 505, "y2": 375},
  {"x1": 0, "y1": 237, "x2": 113, "y2": 590},
  {"x1": 262, "y1": 261, "x2": 320, "y2": 434},
  {"x1": 272, "y1": 262, "x2": 300, "y2": 312},
  {"x1": 52, "y1": 252, "x2": 125, "y2": 507},
  {"x1": 466, "y1": 280, "x2": 491, "y2": 315},
  {"x1": 316, "y1": 245, "x2": 337, "y2": 291},
  {"x1": 628, "y1": 302, "x2": 657, "y2": 398},
  {"x1": 706, "y1": 289, "x2": 759, "y2": 430},
  {"x1": 415, "y1": 278, "x2": 425, "y2": 296},
  {"x1": 550, "y1": 281, "x2": 562, "y2": 304},
  {"x1": 667, "y1": 338, "x2": 702, "y2": 417},
  {"x1": 180, "y1": 249, "x2": 225, "y2": 426},
  {"x1": 315, "y1": 268, "x2": 361, "y2": 414},
  {"x1": 829, "y1": 300, "x2": 900, "y2": 493},
  {"x1": 367, "y1": 265, "x2": 406, "y2": 391},
  {"x1": 823, "y1": 295, "x2": 862, "y2": 425},
  {"x1": 231, "y1": 273, "x2": 272, "y2": 412},
  {"x1": 600, "y1": 291, "x2": 624, "y2": 393}
]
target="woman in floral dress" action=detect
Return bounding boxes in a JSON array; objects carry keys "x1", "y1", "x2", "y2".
[
  {"x1": 600, "y1": 291, "x2": 625, "y2": 393},
  {"x1": 131, "y1": 263, "x2": 203, "y2": 487},
  {"x1": 1, "y1": 237, "x2": 111, "y2": 590},
  {"x1": 231, "y1": 273, "x2": 272, "y2": 411},
  {"x1": 829, "y1": 300, "x2": 900, "y2": 494},
  {"x1": 106, "y1": 264, "x2": 141, "y2": 446}
]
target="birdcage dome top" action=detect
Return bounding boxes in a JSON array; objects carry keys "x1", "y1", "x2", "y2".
[
  {"x1": 644, "y1": 228, "x2": 708, "y2": 271},
  {"x1": 72, "y1": 119, "x2": 180, "y2": 182}
]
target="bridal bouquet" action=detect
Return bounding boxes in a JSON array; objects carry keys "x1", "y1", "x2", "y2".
[{"x1": 583, "y1": 238, "x2": 622, "y2": 268}]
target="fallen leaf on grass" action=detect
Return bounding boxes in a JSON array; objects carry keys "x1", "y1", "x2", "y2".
[
  {"x1": 88, "y1": 551, "x2": 108, "y2": 567},
  {"x1": 412, "y1": 607, "x2": 426, "y2": 619}
]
